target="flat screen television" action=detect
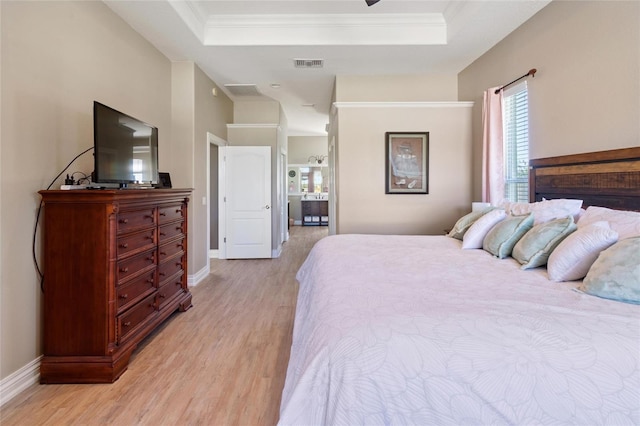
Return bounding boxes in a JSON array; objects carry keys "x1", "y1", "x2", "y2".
[{"x1": 93, "y1": 101, "x2": 159, "y2": 187}]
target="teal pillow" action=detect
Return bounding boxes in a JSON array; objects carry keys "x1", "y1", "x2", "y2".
[
  {"x1": 483, "y1": 213, "x2": 534, "y2": 258},
  {"x1": 512, "y1": 216, "x2": 576, "y2": 269},
  {"x1": 447, "y1": 207, "x2": 494, "y2": 240},
  {"x1": 580, "y1": 238, "x2": 640, "y2": 304}
]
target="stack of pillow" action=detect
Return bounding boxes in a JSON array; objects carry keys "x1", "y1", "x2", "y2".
[{"x1": 447, "y1": 201, "x2": 640, "y2": 305}]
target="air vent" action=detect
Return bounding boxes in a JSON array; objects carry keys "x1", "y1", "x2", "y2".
[
  {"x1": 294, "y1": 59, "x2": 324, "y2": 69},
  {"x1": 223, "y1": 84, "x2": 261, "y2": 96}
]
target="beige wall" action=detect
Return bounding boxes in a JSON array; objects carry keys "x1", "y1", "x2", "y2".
[
  {"x1": 459, "y1": 0, "x2": 640, "y2": 201},
  {"x1": 233, "y1": 100, "x2": 281, "y2": 124},
  {"x1": 288, "y1": 136, "x2": 328, "y2": 164},
  {"x1": 171, "y1": 62, "x2": 196, "y2": 188},
  {"x1": 0, "y1": 1, "x2": 233, "y2": 387},
  {"x1": 336, "y1": 74, "x2": 458, "y2": 102},
  {"x1": 334, "y1": 104, "x2": 473, "y2": 235},
  {"x1": 332, "y1": 74, "x2": 470, "y2": 235},
  {"x1": 1, "y1": 1, "x2": 172, "y2": 379},
  {"x1": 193, "y1": 65, "x2": 233, "y2": 274}
]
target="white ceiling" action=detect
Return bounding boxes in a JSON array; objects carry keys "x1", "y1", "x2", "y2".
[{"x1": 104, "y1": 0, "x2": 550, "y2": 136}]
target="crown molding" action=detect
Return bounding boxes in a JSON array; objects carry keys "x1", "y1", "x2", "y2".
[
  {"x1": 227, "y1": 123, "x2": 281, "y2": 130},
  {"x1": 332, "y1": 101, "x2": 474, "y2": 114},
  {"x1": 202, "y1": 13, "x2": 446, "y2": 46},
  {"x1": 168, "y1": 0, "x2": 207, "y2": 42}
]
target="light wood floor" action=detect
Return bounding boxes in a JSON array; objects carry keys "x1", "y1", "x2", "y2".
[{"x1": 1, "y1": 226, "x2": 328, "y2": 426}]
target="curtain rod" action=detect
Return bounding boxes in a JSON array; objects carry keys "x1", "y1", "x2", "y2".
[{"x1": 494, "y1": 68, "x2": 537, "y2": 94}]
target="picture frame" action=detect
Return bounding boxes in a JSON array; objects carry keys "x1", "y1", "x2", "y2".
[
  {"x1": 385, "y1": 132, "x2": 429, "y2": 194},
  {"x1": 158, "y1": 172, "x2": 172, "y2": 188}
]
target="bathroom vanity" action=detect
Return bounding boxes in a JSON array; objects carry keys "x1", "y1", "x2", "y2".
[{"x1": 301, "y1": 198, "x2": 328, "y2": 226}]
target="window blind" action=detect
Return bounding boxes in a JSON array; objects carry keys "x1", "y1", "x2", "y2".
[{"x1": 503, "y1": 82, "x2": 529, "y2": 203}]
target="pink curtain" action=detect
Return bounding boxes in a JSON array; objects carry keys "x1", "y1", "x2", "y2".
[{"x1": 481, "y1": 87, "x2": 504, "y2": 205}]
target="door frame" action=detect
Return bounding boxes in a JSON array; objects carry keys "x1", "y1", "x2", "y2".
[
  {"x1": 206, "y1": 132, "x2": 227, "y2": 259},
  {"x1": 281, "y1": 150, "x2": 289, "y2": 243},
  {"x1": 328, "y1": 136, "x2": 337, "y2": 235}
]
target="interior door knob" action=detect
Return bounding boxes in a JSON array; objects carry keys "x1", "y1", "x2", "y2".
[{"x1": 265, "y1": 205, "x2": 270, "y2": 209}]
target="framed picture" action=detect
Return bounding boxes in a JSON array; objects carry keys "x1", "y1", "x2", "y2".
[
  {"x1": 385, "y1": 132, "x2": 429, "y2": 194},
  {"x1": 158, "y1": 172, "x2": 172, "y2": 188}
]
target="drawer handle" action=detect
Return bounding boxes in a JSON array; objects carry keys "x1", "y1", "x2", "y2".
[
  {"x1": 175, "y1": 281, "x2": 182, "y2": 287},
  {"x1": 123, "y1": 321, "x2": 131, "y2": 327},
  {"x1": 147, "y1": 278, "x2": 154, "y2": 284},
  {"x1": 176, "y1": 227, "x2": 183, "y2": 231},
  {"x1": 119, "y1": 219, "x2": 129, "y2": 224},
  {"x1": 146, "y1": 235, "x2": 154, "y2": 240},
  {"x1": 120, "y1": 267, "x2": 129, "y2": 273},
  {"x1": 160, "y1": 251, "x2": 167, "y2": 255},
  {"x1": 177, "y1": 244, "x2": 184, "y2": 248},
  {"x1": 159, "y1": 293, "x2": 166, "y2": 299},
  {"x1": 119, "y1": 293, "x2": 128, "y2": 299},
  {"x1": 176, "y1": 209, "x2": 181, "y2": 213},
  {"x1": 159, "y1": 272, "x2": 166, "y2": 277},
  {"x1": 147, "y1": 255, "x2": 155, "y2": 262},
  {"x1": 160, "y1": 232, "x2": 166, "y2": 236},
  {"x1": 120, "y1": 243, "x2": 129, "y2": 248},
  {"x1": 144, "y1": 215, "x2": 153, "y2": 219},
  {"x1": 159, "y1": 212, "x2": 167, "y2": 216},
  {"x1": 176, "y1": 262, "x2": 182, "y2": 267}
]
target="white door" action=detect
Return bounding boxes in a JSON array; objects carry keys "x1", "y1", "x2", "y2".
[{"x1": 224, "y1": 146, "x2": 272, "y2": 259}]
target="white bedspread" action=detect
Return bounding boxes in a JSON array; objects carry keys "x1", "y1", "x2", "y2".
[{"x1": 279, "y1": 234, "x2": 640, "y2": 426}]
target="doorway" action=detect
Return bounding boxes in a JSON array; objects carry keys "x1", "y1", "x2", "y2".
[{"x1": 207, "y1": 132, "x2": 227, "y2": 259}]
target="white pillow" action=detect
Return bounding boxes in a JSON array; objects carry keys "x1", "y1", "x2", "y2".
[
  {"x1": 462, "y1": 209, "x2": 506, "y2": 249},
  {"x1": 507, "y1": 199, "x2": 583, "y2": 225},
  {"x1": 547, "y1": 221, "x2": 619, "y2": 282},
  {"x1": 577, "y1": 206, "x2": 640, "y2": 240}
]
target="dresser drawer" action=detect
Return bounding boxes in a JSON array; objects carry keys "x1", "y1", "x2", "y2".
[
  {"x1": 117, "y1": 229, "x2": 156, "y2": 259},
  {"x1": 117, "y1": 208, "x2": 156, "y2": 234},
  {"x1": 158, "y1": 204, "x2": 184, "y2": 224},
  {"x1": 116, "y1": 271, "x2": 156, "y2": 313},
  {"x1": 159, "y1": 221, "x2": 185, "y2": 242},
  {"x1": 157, "y1": 272, "x2": 185, "y2": 310},
  {"x1": 117, "y1": 249, "x2": 156, "y2": 284},
  {"x1": 117, "y1": 293, "x2": 157, "y2": 343},
  {"x1": 159, "y1": 238, "x2": 185, "y2": 263},
  {"x1": 158, "y1": 255, "x2": 184, "y2": 284}
]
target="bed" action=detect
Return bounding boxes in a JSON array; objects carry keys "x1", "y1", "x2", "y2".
[{"x1": 278, "y1": 148, "x2": 640, "y2": 426}]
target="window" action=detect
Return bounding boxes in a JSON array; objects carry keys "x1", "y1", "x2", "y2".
[{"x1": 502, "y1": 82, "x2": 529, "y2": 202}]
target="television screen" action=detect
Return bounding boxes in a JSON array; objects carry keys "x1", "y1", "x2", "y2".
[{"x1": 93, "y1": 101, "x2": 159, "y2": 186}]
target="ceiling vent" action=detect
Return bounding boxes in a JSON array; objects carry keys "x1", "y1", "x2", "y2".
[
  {"x1": 294, "y1": 59, "x2": 324, "y2": 69},
  {"x1": 223, "y1": 84, "x2": 261, "y2": 96}
]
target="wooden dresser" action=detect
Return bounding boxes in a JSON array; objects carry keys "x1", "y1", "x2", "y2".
[{"x1": 38, "y1": 189, "x2": 193, "y2": 384}]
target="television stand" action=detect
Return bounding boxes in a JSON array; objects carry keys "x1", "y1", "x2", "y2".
[{"x1": 38, "y1": 189, "x2": 193, "y2": 383}]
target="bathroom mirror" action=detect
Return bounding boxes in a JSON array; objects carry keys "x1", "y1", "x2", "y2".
[{"x1": 287, "y1": 164, "x2": 328, "y2": 194}]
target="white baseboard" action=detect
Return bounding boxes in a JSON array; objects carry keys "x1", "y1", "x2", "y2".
[
  {"x1": 188, "y1": 263, "x2": 210, "y2": 287},
  {"x1": 208, "y1": 249, "x2": 219, "y2": 259},
  {"x1": 0, "y1": 356, "x2": 41, "y2": 408},
  {"x1": 294, "y1": 220, "x2": 302, "y2": 226},
  {"x1": 272, "y1": 244, "x2": 282, "y2": 258},
  {"x1": 1, "y1": 267, "x2": 209, "y2": 408}
]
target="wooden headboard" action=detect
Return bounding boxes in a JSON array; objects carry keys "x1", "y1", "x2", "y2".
[{"x1": 529, "y1": 147, "x2": 640, "y2": 211}]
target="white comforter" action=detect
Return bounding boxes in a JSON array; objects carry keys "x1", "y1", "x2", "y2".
[{"x1": 279, "y1": 234, "x2": 640, "y2": 426}]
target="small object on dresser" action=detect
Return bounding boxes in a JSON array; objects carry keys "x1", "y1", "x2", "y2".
[{"x1": 158, "y1": 172, "x2": 172, "y2": 188}]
